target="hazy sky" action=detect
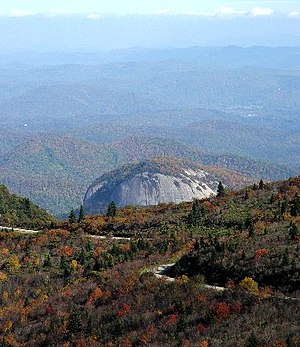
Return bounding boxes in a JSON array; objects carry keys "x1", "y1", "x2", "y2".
[
  {"x1": 0, "y1": 0, "x2": 299, "y2": 16},
  {"x1": 0, "y1": 1, "x2": 299, "y2": 51}
]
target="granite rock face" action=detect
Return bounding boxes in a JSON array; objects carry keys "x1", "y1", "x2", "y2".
[{"x1": 84, "y1": 157, "x2": 251, "y2": 214}]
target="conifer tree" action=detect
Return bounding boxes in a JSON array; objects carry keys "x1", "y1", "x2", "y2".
[
  {"x1": 259, "y1": 179, "x2": 264, "y2": 190},
  {"x1": 68, "y1": 209, "x2": 77, "y2": 223},
  {"x1": 78, "y1": 205, "x2": 85, "y2": 223},
  {"x1": 290, "y1": 193, "x2": 300, "y2": 216},
  {"x1": 107, "y1": 201, "x2": 117, "y2": 217},
  {"x1": 217, "y1": 181, "x2": 226, "y2": 197}
]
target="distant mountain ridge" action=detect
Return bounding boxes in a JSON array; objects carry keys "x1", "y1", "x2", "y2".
[
  {"x1": 0, "y1": 134, "x2": 296, "y2": 217},
  {"x1": 109, "y1": 136, "x2": 298, "y2": 180},
  {"x1": 83, "y1": 157, "x2": 254, "y2": 214}
]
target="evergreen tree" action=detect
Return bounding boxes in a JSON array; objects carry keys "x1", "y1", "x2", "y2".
[
  {"x1": 67, "y1": 307, "x2": 82, "y2": 335},
  {"x1": 290, "y1": 193, "x2": 300, "y2": 216},
  {"x1": 246, "y1": 333, "x2": 259, "y2": 347},
  {"x1": 188, "y1": 199, "x2": 208, "y2": 226},
  {"x1": 68, "y1": 209, "x2": 77, "y2": 223},
  {"x1": 217, "y1": 181, "x2": 226, "y2": 197},
  {"x1": 106, "y1": 201, "x2": 117, "y2": 217},
  {"x1": 78, "y1": 205, "x2": 85, "y2": 223},
  {"x1": 289, "y1": 222, "x2": 298, "y2": 241},
  {"x1": 258, "y1": 179, "x2": 264, "y2": 190}
]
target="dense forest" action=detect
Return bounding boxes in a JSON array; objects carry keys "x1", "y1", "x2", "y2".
[
  {"x1": 0, "y1": 176, "x2": 299, "y2": 346},
  {"x1": 0, "y1": 184, "x2": 54, "y2": 229}
]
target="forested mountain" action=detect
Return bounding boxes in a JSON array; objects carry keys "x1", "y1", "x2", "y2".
[
  {"x1": 109, "y1": 136, "x2": 297, "y2": 180},
  {"x1": 0, "y1": 184, "x2": 54, "y2": 228},
  {"x1": 0, "y1": 136, "x2": 121, "y2": 216},
  {"x1": 0, "y1": 176, "x2": 299, "y2": 346},
  {"x1": 0, "y1": 134, "x2": 296, "y2": 217}
]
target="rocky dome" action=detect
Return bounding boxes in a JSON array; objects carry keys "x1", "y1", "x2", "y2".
[{"x1": 83, "y1": 157, "x2": 252, "y2": 214}]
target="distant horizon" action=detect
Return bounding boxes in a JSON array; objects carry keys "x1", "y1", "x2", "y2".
[
  {"x1": 0, "y1": 14, "x2": 299, "y2": 52},
  {"x1": 2, "y1": 43, "x2": 300, "y2": 55},
  {"x1": 0, "y1": 0, "x2": 300, "y2": 17}
]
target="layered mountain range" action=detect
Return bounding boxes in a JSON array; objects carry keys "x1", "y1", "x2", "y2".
[{"x1": 0, "y1": 135, "x2": 295, "y2": 216}]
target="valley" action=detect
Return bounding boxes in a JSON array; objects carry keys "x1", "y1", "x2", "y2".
[{"x1": 0, "y1": 48, "x2": 299, "y2": 216}]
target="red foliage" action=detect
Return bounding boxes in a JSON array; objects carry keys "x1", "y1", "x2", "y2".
[
  {"x1": 211, "y1": 301, "x2": 230, "y2": 320},
  {"x1": 117, "y1": 303, "x2": 131, "y2": 317},
  {"x1": 165, "y1": 314, "x2": 178, "y2": 326},
  {"x1": 230, "y1": 300, "x2": 242, "y2": 314},
  {"x1": 196, "y1": 323, "x2": 207, "y2": 335}
]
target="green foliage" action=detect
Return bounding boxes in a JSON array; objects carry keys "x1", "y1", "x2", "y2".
[
  {"x1": 217, "y1": 181, "x2": 226, "y2": 197},
  {"x1": 290, "y1": 193, "x2": 300, "y2": 216},
  {"x1": 78, "y1": 205, "x2": 85, "y2": 223},
  {"x1": 0, "y1": 184, "x2": 55, "y2": 228},
  {"x1": 246, "y1": 333, "x2": 260, "y2": 347},
  {"x1": 68, "y1": 209, "x2": 77, "y2": 224},
  {"x1": 106, "y1": 201, "x2": 117, "y2": 217},
  {"x1": 188, "y1": 200, "x2": 208, "y2": 226}
]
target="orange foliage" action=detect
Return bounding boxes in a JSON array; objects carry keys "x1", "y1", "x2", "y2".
[
  {"x1": 226, "y1": 279, "x2": 235, "y2": 289},
  {"x1": 254, "y1": 248, "x2": 269, "y2": 263},
  {"x1": 76, "y1": 337, "x2": 88, "y2": 347},
  {"x1": 197, "y1": 294, "x2": 207, "y2": 303},
  {"x1": 1, "y1": 248, "x2": 10, "y2": 255},
  {"x1": 119, "y1": 273, "x2": 137, "y2": 296},
  {"x1": 57, "y1": 245, "x2": 74, "y2": 257},
  {"x1": 120, "y1": 243, "x2": 131, "y2": 252},
  {"x1": 273, "y1": 341, "x2": 287, "y2": 347},
  {"x1": 120, "y1": 338, "x2": 132, "y2": 347},
  {"x1": 49, "y1": 228, "x2": 70, "y2": 240},
  {"x1": 86, "y1": 287, "x2": 103, "y2": 306},
  {"x1": 139, "y1": 334, "x2": 148, "y2": 345},
  {"x1": 199, "y1": 341, "x2": 209, "y2": 347}
]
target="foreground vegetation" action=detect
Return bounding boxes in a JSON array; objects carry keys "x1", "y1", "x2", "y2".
[{"x1": 0, "y1": 177, "x2": 299, "y2": 346}]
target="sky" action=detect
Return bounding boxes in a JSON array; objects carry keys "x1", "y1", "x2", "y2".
[
  {"x1": 0, "y1": 1, "x2": 299, "y2": 51},
  {"x1": 0, "y1": 0, "x2": 299, "y2": 17}
]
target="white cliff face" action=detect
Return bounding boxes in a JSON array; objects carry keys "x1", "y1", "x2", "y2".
[
  {"x1": 111, "y1": 172, "x2": 216, "y2": 206},
  {"x1": 84, "y1": 163, "x2": 219, "y2": 214}
]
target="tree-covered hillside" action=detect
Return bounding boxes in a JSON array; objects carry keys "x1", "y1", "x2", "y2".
[
  {"x1": 0, "y1": 184, "x2": 54, "y2": 229},
  {"x1": 0, "y1": 176, "x2": 299, "y2": 346}
]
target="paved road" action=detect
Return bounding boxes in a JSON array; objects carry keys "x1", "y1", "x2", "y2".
[
  {"x1": 0, "y1": 226, "x2": 132, "y2": 240},
  {"x1": 0, "y1": 226, "x2": 41, "y2": 234}
]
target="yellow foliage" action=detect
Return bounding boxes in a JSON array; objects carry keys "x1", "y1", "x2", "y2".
[
  {"x1": 239, "y1": 277, "x2": 259, "y2": 294},
  {"x1": 176, "y1": 275, "x2": 189, "y2": 284},
  {"x1": 14, "y1": 288, "x2": 22, "y2": 298},
  {"x1": 0, "y1": 271, "x2": 7, "y2": 282},
  {"x1": 1, "y1": 320, "x2": 13, "y2": 333},
  {"x1": 2, "y1": 291, "x2": 9, "y2": 302},
  {"x1": 71, "y1": 259, "x2": 78, "y2": 270},
  {"x1": 6, "y1": 255, "x2": 21, "y2": 272}
]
